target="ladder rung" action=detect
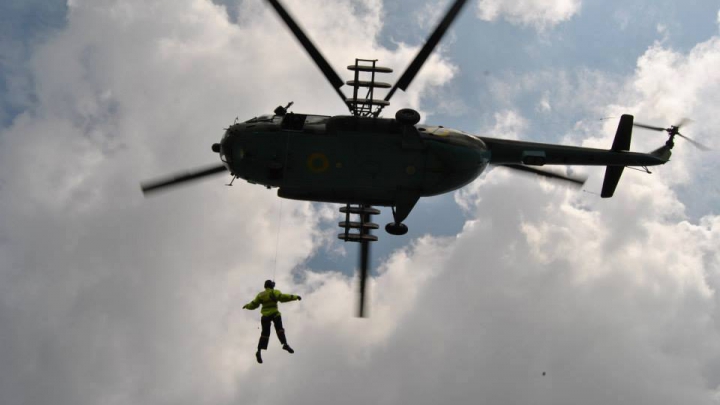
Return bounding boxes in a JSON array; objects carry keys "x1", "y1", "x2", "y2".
[
  {"x1": 340, "y1": 206, "x2": 381, "y2": 215},
  {"x1": 347, "y1": 65, "x2": 393, "y2": 73},
  {"x1": 338, "y1": 233, "x2": 378, "y2": 242},
  {"x1": 346, "y1": 80, "x2": 392, "y2": 89},
  {"x1": 339, "y1": 221, "x2": 379, "y2": 230},
  {"x1": 345, "y1": 98, "x2": 390, "y2": 106}
]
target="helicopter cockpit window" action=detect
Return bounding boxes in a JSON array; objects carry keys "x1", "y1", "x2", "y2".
[
  {"x1": 245, "y1": 115, "x2": 275, "y2": 124},
  {"x1": 219, "y1": 131, "x2": 231, "y2": 163}
]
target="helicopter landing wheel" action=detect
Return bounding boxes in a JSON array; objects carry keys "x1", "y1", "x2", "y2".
[
  {"x1": 385, "y1": 222, "x2": 408, "y2": 236},
  {"x1": 395, "y1": 108, "x2": 421, "y2": 126}
]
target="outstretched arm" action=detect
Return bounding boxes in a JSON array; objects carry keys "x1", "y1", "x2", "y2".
[
  {"x1": 243, "y1": 296, "x2": 261, "y2": 310},
  {"x1": 277, "y1": 291, "x2": 301, "y2": 303}
]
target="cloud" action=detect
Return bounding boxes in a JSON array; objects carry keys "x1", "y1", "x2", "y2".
[
  {"x1": 598, "y1": 30, "x2": 720, "y2": 214},
  {"x1": 0, "y1": 0, "x2": 68, "y2": 125},
  {"x1": 240, "y1": 19, "x2": 720, "y2": 403},
  {"x1": 233, "y1": 163, "x2": 720, "y2": 405},
  {"x1": 479, "y1": 28, "x2": 720, "y2": 205},
  {"x1": 247, "y1": 12, "x2": 720, "y2": 405},
  {"x1": 2, "y1": 1, "x2": 720, "y2": 405},
  {"x1": 282, "y1": 7, "x2": 720, "y2": 405},
  {"x1": 482, "y1": 109, "x2": 529, "y2": 140},
  {"x1": 488, "y1": 69, "x2": 623, "y2": 120},
  {"x1": 414, "y1": 0, "x2": 448, "y2": 31},
  {"x1": 475, "y1": 0, "x2": 581, "y2": 30},
  {"x1": 0, "y1": 0, "x2": 457, "y2": 404}
]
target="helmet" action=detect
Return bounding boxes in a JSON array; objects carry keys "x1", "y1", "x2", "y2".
[{"x1": 264, "y1": 280, "x2": 275, "y2": 289}]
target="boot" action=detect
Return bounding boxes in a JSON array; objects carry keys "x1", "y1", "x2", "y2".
[
  {"x1": 256, "y1": 350, "x2": 263, "y2": 364},
  {"x1": 282, "y1": 344, "x2": 294, "y2": 354}
]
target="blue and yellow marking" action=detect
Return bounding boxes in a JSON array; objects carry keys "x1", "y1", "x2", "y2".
[
  {"x1": 307, "y1": 152, "x2": 330, "y2": 173},
  {"x1": 432, "y1": 127, "x2": 450, "y2": 136}
]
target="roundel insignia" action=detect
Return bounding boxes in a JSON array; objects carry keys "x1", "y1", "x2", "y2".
[{"x1": 307, "y1": 152, "x2": 330, "y2": 173}]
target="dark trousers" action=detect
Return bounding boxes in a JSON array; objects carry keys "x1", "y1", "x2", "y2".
[{"x1": 258, "y1": 314, "x2": 288, "y2": 350}]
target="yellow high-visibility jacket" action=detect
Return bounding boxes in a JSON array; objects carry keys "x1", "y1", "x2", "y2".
[{"x1": 243, "y1": 288, "x2": 300, "y2": 317}]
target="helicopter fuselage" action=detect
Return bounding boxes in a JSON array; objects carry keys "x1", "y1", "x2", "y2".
[{"x1": 220, "y1": 113, "x2": 488, "y2": 207}]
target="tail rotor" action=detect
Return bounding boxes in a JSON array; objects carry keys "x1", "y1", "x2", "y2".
[{"x1": 633, "y1": 118, "x2": 711, "y2": 151}]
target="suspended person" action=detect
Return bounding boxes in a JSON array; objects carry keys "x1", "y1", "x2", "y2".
[{"x1": 243, "y1": 280, "x2": 302, "y2": 364}]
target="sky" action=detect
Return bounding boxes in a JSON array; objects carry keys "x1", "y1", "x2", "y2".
[{"x1": 0, "y1": 0, "x2": 719, "y2": 404}]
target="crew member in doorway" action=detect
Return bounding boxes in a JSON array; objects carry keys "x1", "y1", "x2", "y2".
[{"x1": 243, "y1": 280, "x2": 302, "y2": 364}]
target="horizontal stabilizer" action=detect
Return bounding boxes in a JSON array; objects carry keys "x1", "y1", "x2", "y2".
[
  {"x1": 601, "y1": 114, "x2": 633, "y2": 198},
  {"x1": 601, "y1": 166, "x2": 624, "y2": 198}
]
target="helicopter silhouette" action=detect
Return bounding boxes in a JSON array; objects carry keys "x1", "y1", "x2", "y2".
[{"x1": 141, "y1": 0, "x2": 707, "y2": 317}]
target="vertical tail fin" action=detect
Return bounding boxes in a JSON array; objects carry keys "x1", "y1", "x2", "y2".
[{"x1": 601, "y1": 114, "x2": 633, "y2": 198}]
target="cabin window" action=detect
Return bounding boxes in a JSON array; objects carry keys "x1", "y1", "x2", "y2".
[
  {"x1": 305, "y1": 115, "x2": 329, "y2": 125},
  {"x1": 281, "y1": 113, "x2": 307, "y2": 131}
]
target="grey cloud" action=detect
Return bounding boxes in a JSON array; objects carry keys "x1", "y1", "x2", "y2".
[
  {"x1": 0, "y1": 1, "x2": 457, "y2": 404},
  {"x1": 3, "y1": 1, "x2": 720, "y2": 405},
  {"x1": 229, "y1": 170, "x2": 720, "y2": 405},
  {"x1": 475, "y1": 0, "x2": 581, "y2": 31},
  {"x1": 0, "y1": 0, "x2": 67, "y2": 126}
]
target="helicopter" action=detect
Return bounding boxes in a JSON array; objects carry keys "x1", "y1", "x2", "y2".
[{"x1": 141, "y1": 0, "x2": 708, "y2": 317}]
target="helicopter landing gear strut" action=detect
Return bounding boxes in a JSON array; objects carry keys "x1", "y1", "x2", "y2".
[{"x1": 385, "y1": 193, "x2": 419, "y2": 236}]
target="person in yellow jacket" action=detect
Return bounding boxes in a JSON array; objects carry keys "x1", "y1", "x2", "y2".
[{"x1": 243, "y1": 280, "x2": 301, "y2": 364}]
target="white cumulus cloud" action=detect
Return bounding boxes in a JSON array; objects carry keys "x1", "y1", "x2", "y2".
[
  {"x1": 0, "y1": 1, "x2": 457, "y2": 404},
  {"x1": 2, "y1": 1, "x2": 720, "y2": 405},
  {"x1": 476, "y1": 0, "x2": 581, "y2": 30}
]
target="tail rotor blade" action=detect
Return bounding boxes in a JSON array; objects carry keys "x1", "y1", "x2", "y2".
[
  {"x1": 141, "y1": 163, "x2": 227, "y2": 195},
  {"x1": 633, "y1": 122, "x2": 666, "y2": 131},
  {"x1": 675, "y1": 118, "x2": 693, "y2": 129},
  {"x1": 677, "y1": 133, "x2": 711, "y2": 151},
  {"x1": 633, "y1": 118, "x2": 710, "y2": 151}
]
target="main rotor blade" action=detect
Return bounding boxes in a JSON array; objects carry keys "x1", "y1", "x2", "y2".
[
  {"x1": 384, "y1": 0, "x2": 469, "y2": 102},
  {"x1": 500, "y1": 164, "x2": 587, "y2": 187},
  {"x1": 266, "y1": 0, "x2": 348, "y2": 106},
  {"x1": 675, "y1": 118, "x2": 693, "y2": 129},
  {"x1": 677, "y1": 133, "x2": 711, "y2": 151},
  {"x1": 357, "y1": 238, "x2": 370, "y2": 317},
  {"x1": 141, "y1": 163, "x2": 227, "y2": 195},
  {"x1": 633, "y1": 122, "x2": 666, "y2": 131}
]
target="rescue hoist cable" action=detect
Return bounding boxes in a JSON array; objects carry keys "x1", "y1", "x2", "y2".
[
  {"x1": 271, "y1": 131, "x2": 292, "y2": 282},
  {"x1": 272, "y1": 198, "x2": 283, "y2": 282}
]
